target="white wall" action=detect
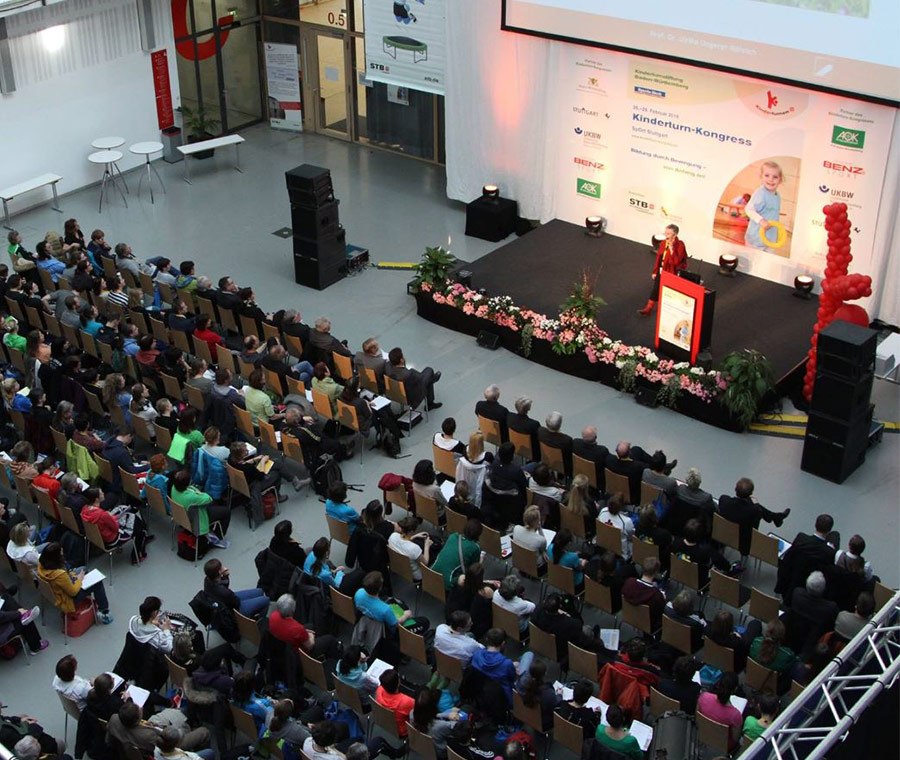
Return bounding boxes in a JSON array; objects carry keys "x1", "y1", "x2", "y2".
[{"x1": 0, "y1": 0, "x2": 179, "y2": 214}]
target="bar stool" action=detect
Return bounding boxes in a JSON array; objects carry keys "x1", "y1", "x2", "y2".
[
  {"x1": 90, "y1": 137, "x2": 129, "y2": 193},
  {"x1": 88, "y1": 150, "x2": 128, "y2": 213},
  {"x1": 129, "y1": 141, "x2": 166, "y2": 203}
]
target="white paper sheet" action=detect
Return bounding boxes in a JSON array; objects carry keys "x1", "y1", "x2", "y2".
[
  {"x1": 81, "y1": 569, "x2": 106, "y2": 589},
  {"x1": 440, "y1": 480, "x2": 455, "y2": 502},
  {"x1": 599, "y1": 629, "x2": 619, "y2": 651},
  {"x1": 366, "y1": 658, "x2": 394, "y2": 681},
  {"x1": 106, "y1": 672, "x2": 125, "y2": 692},
  {"x1": 370, "y1": 396, "x2": 392, "y2": 411},
  {"x1": 127, "y1": 685, "x2": 150, "y2": 708},
  {"x1": 730, "y1": 695, "x2": 748, "y2": 713},
  {"x1": 629, "y1": 720, "x2": 654, "y2": 751}
]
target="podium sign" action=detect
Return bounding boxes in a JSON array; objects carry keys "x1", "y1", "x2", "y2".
[{"x1": 655, "y1": 271, "x2": 712, "y2": 364}]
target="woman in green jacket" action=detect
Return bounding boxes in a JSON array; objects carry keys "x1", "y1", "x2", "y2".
[
  {"x1": 171, "y1": 469, "x2": 231, "y2": 537},
  {"x1": 167, "y1": 407, "x2": 205, "y2": 464},
  {"x1": 311, "y1": 362, "x2": 343, "y2": 416}
]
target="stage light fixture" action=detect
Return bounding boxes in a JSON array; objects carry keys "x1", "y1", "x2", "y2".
[
  {"x1": 482, "y1": 184, "x2": 500, "y2": 199},
  {"x1": 718, "y1": 254, "x2": 739, "y2": 277},
  {"x1": 793, "y1": 275, "x2": 814, "y2": 299},
  {"x1": 585, "y1": 215, "x2": 605, "y2": 237}
]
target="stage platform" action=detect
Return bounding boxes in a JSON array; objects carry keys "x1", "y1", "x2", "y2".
[{"x1": 462, "y1": 219, "x2": 818, "y2": 386}]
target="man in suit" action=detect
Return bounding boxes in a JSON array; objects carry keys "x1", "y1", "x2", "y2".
[
  {"x1": 309, "y1": 316, "x2": 352, "y2": 365},
  {"x1": 788, "y1": 570, "x2": 839, "y2": 656},
  {"x1": 385, "y1": 346, "x2": 441, "y2": 411},
  {"x1": 281, "y1": 309, "x2": 312, "y2": 361},
  {"x1": 572, "y1": 425, "x2": 608, "y2": 491},
  {"x1": 475, "y1": 384, "x2": 509, "y2": 442},
  {"x1": 775, "y1": 514, "x2": 839, "y2": 603},
  {"x1": 604, "y1": 441, "x2": 646, "y2": 505},
  {"x1": 354, "y1": 337, "x2": 387, "y2": 392},
  {"x1": 215, "y1": 276, "x2": 243, "y2": 312},
  {"x1": 537, "y1": 410, "x2": 573, "y2": 477},
  {"x1": 507, "y1": 396, "x2": 540, "y2": 462},
  {"x1": 717, "y1": 477, "x2": 790, "y2": 557}
]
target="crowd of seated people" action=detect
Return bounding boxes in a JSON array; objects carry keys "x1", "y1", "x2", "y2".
[{"x1": 0, "y1": 224, "x2": 892, "y2": 760}]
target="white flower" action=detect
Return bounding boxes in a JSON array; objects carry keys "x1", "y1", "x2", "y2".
[
  {"x1": 674, "y1": 362, "x2": 690, "y2": 370},
  {"x1": 615, "y1": 360, "x2": 625, "y2": 368},
  {"x1": 646, "y1": 352, "x2": 658, "y2": 363},
  {"x1": 690, "y1": 367, "x2": 703, "y2": 375},
  {"x1": 602, "y1": 337, "x2": 612, "y2": 346}
]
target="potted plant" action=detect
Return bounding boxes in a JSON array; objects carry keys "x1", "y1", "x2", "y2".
[
  {"x1": 176, "y1": 105, "x2": 220, "y2": 159},
  {"x1": 718, "y1": 349, "x2": 776, "y2": 431},
  {"x1": 412, "y1": 246, "x2": 457, "y2": 291}
]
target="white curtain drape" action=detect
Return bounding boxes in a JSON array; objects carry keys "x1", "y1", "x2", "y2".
[{"x1": 444, "y1": 0, "x2": 900, "y2": 325}]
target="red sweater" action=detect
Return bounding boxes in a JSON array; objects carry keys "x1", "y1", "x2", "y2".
[
  {"x1": 376, "y1": 686, "x2": 414, "y2": 737},
  {"x1": 32, "y1": 472, "x2": 61, "y2": 503},
  {"x1": 268, "y1": 610, "x2": 311, "y2": 649},
  {"x1": 194, "y1": 328, "x2": 223, "y2": 361},
  {"x1": 81, "y1": 505, "x2": 119, "y2": 544}
]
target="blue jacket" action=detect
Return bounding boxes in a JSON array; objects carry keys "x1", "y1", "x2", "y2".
[
  {"x1": 101, "y1": 437, "x2": 149, "y2": 491},
  {"x1": 193, "y1": 448, "x2": 228, "y2": 499},
  {"x1": 470, "y1": 649, "x2": 517, "y2": 704}
]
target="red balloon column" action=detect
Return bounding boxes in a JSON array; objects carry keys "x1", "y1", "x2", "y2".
[{"x1": 801, "y1": 202, "x2": 873, "y2": 402}]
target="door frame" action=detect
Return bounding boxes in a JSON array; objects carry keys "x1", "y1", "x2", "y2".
[{"x1": 299, "y1": 24, "x2": 355, "y2": 141}]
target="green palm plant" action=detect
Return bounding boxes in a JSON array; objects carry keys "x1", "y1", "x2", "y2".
[{"x1": 719, "y1": 349, "x2": 776, "y2": 430}]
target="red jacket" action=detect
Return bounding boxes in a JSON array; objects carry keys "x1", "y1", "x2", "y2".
[
  {"x1": 653, "y1": 238, "x2": 687, "y2": 276},
  {"x1": 194, "y1": 328, "x2": 223, "y2": 361},
  {"x1": 376, "y1": 686, "x2": 414, "y2": 737},
  {"x1": 81, "y1": 505, "x2": 119, "y2": 544},
  {"x1": 268, "y1": 610, "x2": 311, "y2": 649}
]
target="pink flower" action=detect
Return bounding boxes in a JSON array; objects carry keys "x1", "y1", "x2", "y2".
[{"x1": 462, "y1": 303, "x2": 475, "y2": 315}]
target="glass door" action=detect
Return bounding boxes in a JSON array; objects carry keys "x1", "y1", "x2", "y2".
[{"x1": 301, "y1": 27, "x2": 352, "y2": 140}]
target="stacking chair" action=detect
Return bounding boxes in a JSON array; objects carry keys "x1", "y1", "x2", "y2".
[
  {"x1": 567, "y1": 641, "x2": 599, "y2": 681},
  {"x1": 749, "y1": 587, "x2": 781, "y2": 624},
  {"x1": 492, "y1": 601, "x2": 527, "y2": 643},
  {"x1": 479, "y1": 523, "x2": 506, "y2": 565},
  {"x1": 334, "y1": 679, "x2": 369, "y2": 736},
  {"x1": 398, "y1": 624, "x2": 429, "y2": 665},
  {"x1": 661, "y1": 614, "x2": 694, "y2": 654},
  {"x1": 546, "y1": 562, "x2": 581, "y2": 602},
  {"x1": 539, "y1": 442, "x2": 566, "y2": 478},
  {"x1": 169, "y1": 498, "x2": 202, "y2": 565},
  {"x1": 572, "y1": 454, "x2": 598, "y2": 490},
  {"x1": 166, "y1": 655, "x2": 189, "y2": 689},
  {"x1": 233, "y1": 407, "x2": 257, "y2": 442},
  {"x1": 709, "y1": 568, "x2": 750, "y2": 617},
  {"x1": 594, "y1": 520, "x2": 623, "y2": 556},
  {"x1": 639, "y1": 482, "x2": 663, "y2": 507},
  {"x1": 359, "y1": 366, "x2": 379, "y2": 394},
  {"x1": 234, "y1": 610, "x2": 261, "y2": 648},
  {"x1": 84, "y1": 520, "x2": 134, "y2": 583},
  {"x1": 511, "y1": 541, "x2": 545, "y2": 593},
  {"x1": 745, "y1": 658, "x2": 779, "y2": 694},
  {"x1": 508, "y1": 428, "x2": 535, "y2": 462},
  {"x1": 384, "y1": 486, "x2": 409, "y2": 514},
  {"x1": 336, "y1": 399, "x2": 364, "y2": 462},
  {"x1": 622, "y1": 599, "x2": 657, "y2": 636},
  {"x1": 229, "y1": 704, "x2": 259, "y2": 745},
  {"x1": 384, "y1": 374, "x2": 425, "y2": 426},
  {"x1": 153, "y1": 422, "x2": 173, "y2": 452},
  {"x1": 332, "y1": 351, "x2": 354, "y2": 383},
  {"x1": 712, "y1": 513, "x2": 742, "y2": 555},
  {"x1": 445, "y1": 508, "x2": 466, "y2": 537},
  {"x1": 631, "y1": 537, "x2": 659, "y2": 568},
  {"x1": 649, "y1": 686, "x2": 681, "y2": 718},
  {"x1": 702, "y1": 636, "x2": 736, "y2": 672},
  {"x1": 298, "y1": 645, "x2": 331, "y2": 690},
  {"x1": 329, "y1": 586, "x2": 357, "y2": 626},
  {"x1": 584, "y1": 576, "x2": 618, "y2": 623},
  {"x1": 421, "y1": 564, "x2": 446, "y2": 605},
  {"x1": 554, "y1": 712, "x2": 587, "y2": 757},
  {"x1": 406, "y1": 722, "x2": 438, "y2": 760},
  {"x1": 326, "y1": 515, "x2": 352, "y2": 546},
  {"x1": 227, "y1": 463, "x2": 276, "y2": 530},
  {"x1": 513, "y1": 691, "x2": 548, "y2": 743},
  {"x1": 415, "y1": 492, "x2": 442, "y2": 532},
  {"x1": 58, "y1": 693, "x2": 82, "y2": 742},
  {"x1": 749, "y1": 529, "x2": 781, "y2": 570},
  {"x1": 185, "y1": 384, "x2": 205, "y2": 411},
  {"x1": 670, "y1": 554, "x2": 706, "y2": 593},
  {"x1": 604, "y1": 469, "x2": 632, "y2": 504},
  {"x1": 312, "y1": 388, "x2": 334, "y2": 420},
  {"x1": 528, "y1": 622, "x2": 558, "y2": 664},
  {"x1": 477, "y1": 415, "x2": 503, "y2": 447},
  {"x1": 696, "y1": 712, "x2": 733, "y2": 755},
  {"x1": 435, "y1": 649, "x2": 464, "y2": 683},
  {"x1": 432, "y1": 443, "x2": 457, "y2": 480},
  {"x1": 370, "y1": 698, "x2": 404, "y2": 743}
]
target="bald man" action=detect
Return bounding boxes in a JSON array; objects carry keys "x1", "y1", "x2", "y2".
[{"x1": 572, "y1": 425, "x2": 609, "y2": 491}]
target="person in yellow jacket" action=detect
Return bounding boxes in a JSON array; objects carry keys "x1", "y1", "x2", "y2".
[{"x1": 37, "y1": 541, "x2": 114, "y2": 624}]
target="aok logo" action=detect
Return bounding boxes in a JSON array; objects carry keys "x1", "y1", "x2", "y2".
[
  {"x1": 831, "y1": 126, "x2": 866, "y2": 149},
  {"x1": 823, "y1": 160, "x2": 865, "y2": 175},
  {"x1": 576, "y1": 178, "x2": 601, "y2": 199},
  {"x1": 574, "y1": 157, "x2": 604, "y2": 170}
]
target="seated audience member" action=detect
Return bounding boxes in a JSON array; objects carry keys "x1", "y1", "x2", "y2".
[
  {"x1": 697, "y1": 672, "x2": 743, "y2": 752},
  {"x1": 311, "y1": 361, "x2": 343, "y2": 416},
  {"x1": 388, "y1": 515, "x2": 434, "y2": 582},
  {"x1": 434, "y1": 610, "x2": 484, "y2": 667},
  {"x1": 718, "y1": 477, "x2": 790, "y2": 557},
  {"x1": 232, "y1": 671, "x2": 274, "y2": 731},
  {"x1": 446, "y1": 562, "x2": 496, "y2": 639},
  {"x1": 80, "y1": 487, "x2": 150, "y2": 563},
  {"x1": 243, "y1": 369, "x2": 285, "y2": 426},
  {"x1": 86, "y1": 673, "x2": 127, "y2": 722},
  {"x1": 634, "y1": 505, "x2": 672, "y2": 570},
  {"x1": 412, "y1": 458, "x2": 448, "y2": 513},
  {"x1": 456, "y1": 432, "x2": 491, "y2": 508},
  {"x1": 670, "y1": 467, "x2": 716, "y2": 532},
  {"x1": 309, "y1": 317, "x2": 352, "y2": 363},
  {"x1": 619, "y1": 637, "x2": 661, "y2": 684},
  {"x1": 128, "y1": 596, "x2": 174, "y2": 654},
  {"x1": 432, "y1": 519, "x2": 483, "y2": 591},
  {"x1": 537, "y1": 411, "x2": 573, "y2": 477},
  {"x1": 597, "y1": 492, "x2": 635, "y2": 560},
  {"x1": 185, "y1": 359, "x2": 213, "y2": 397},
  {"x1": 154, "y1": 398, "x2": 179, "y2": 433},
  {"x1": 215, "y1": 276, "x2": 243, "y2": 312},
  {"x1": 175, "y1": 261, "x2": 198, "y2": 295},
  {"x1": 563, "y1": 473, "x2": 598, "y2": 535},
  {"x1": 706, "y1": 610, "x2": 761, "y2": 673},
  {"x1": 512, "y1": 505, "x2": 549, "y2": 571},
  {"x1": 80, "y1": 305, "x2": 104, "y2": 337},
  {"x1": 240, "y1": 335, "x2": 265, "y2": 366},
  {"x1": 210, "y1": 367, "x2": 244, "y2": 406},
  {"x1": 204, "y1": 558, "x2": 270, "y2": 618},
  {"x1": 547, "y1": 528, "x2": 586, "y2": 590},
  {"x1": 776, "y1": 514, "x2": 839, "y2": 604},
  {"x1": 410, "y1": 688, "x2": 463, "y2": 758},
  {"x1": 38, "y1": 542, "x2": 113, "y2": 623},
  {"x1": 433, "y1": 417, "x2": 466, "y2": 455},
  {"x1": 641, "y1": 449, "x2": 678, "y2": 498},
  {"x1": 622, "y1": 556, "x2": 665, "y2": 631},
  {"x1": 475, "y1": 384, "x2": 509, "y2": 441},
  {"x1": 834, "y1": 534, "x2": 873, "y2": 581},
  {"x1": 670, "y1": 517, "x2": 735, "y2": 588},
  {"x1": 0, "y1": 581, "x2": 46, "y2": 652},
  {"x1": 555, "y1": 679, "x2": 601, "y2": 741},
  {"x1": 506, "y1": 396, "x2": 540, "y2": 461},
  {"x1": 484, "y1": 441, "x2": 527, "y2": 526},
  {"x1": 269, "y1": 519, "x2": 307, "y2": 568},
  {"x1": 448, "y1": 481, "x2": 480, "y2": 520},
  {"x1": 129, "y1": 383, "x2": 158, "y2": 429},
  {"x1": 470, "y1": 628, "x2": 519, "y2": 705},
  {"x1": 6, "y1": 522, "x2": 43, "y2": 577},
  {"x1": 532, "y1": 592, "x2": 612, "y2": 667},
  {"x1": 516, "y1": 659, "x2": 560, "y2": 732},
  {"x1": 227, "y1": 442, "x2": 298, "y2": 523},
  {"x1": 52, "y1": 654, "x2": 91, "y2": 708},
  {"x1": 594, "y1": 704, "x2": 643, "y2": 760},
  {"x1": 168, "y1": 407, "x2": 205, "y2": 464},
  {"x1": 790, "y1": 642, "x2": 832, "y2": 687},
  {"x1": 788, "y1": 570, "x2": 839, "y2": 655},
  {"x1": 303, "y1": 536, "x2": 352, "y2": 590},
  {"x1": 172, "y1": 467, "x2": 231, "y2": 536},
  {"x1": 157, "y1": 345, "x2": 191, "y2": 383},
  {"x1": 107, "y1": 700, "x2": 209, "y2": 754},
  {"x1": 571, "y1": 425, "x2": 608, "y2": 490},
  {"x1": 103, "y1": 274, "x2": 129, "y2": 309},
  {"x1": 135, "y1": 335, "x2": 161, "y2": 372},
  {"x1": 354, "y1": 571, "x2": 428, "y2": 637},
  {"x1": 155, "y1": 726, "x2": 215, "y2": 760},
  {"x1": 280, "y1": 308, "x2": 310, "y2": 347},
  {"x1": 335, "y1": 645, "x2": 379, "y2": 696},
  {"x1": 586, "y1": 550, "x2": 635, "y2": 616},
  {"x1": 325, "y1": 481, "x2": 361, "y2": 532},
  {"x1": 262, "y1": 700, "x2": 311, "y2": 750},
  {"x1": 664, "y1": 590, "x2": 706, "y2": 653},
  {"x1": 386, "y1": 346, "x2": 442, "y2": 411},
  {"x1": 494, "y1": 574, "x2": 535, "y2": 633},
  {"x1": 354, "y1": 337, "x2": 387, "y2": 390},
  {"x1": 743, "y1": 693, "x2": 780, "y2": 742},
  {"x1": 604, "y1": 441, "x2": 645, "y2": 505},
  {"x1": 834, "y1": 591, "x2": 875, "y2": 642},
  {"x1": 302, "y1": 721, "x2": 353, "y2": 760},
  {"x1": 269, "y1": 593, "x2": 340, "y2": 660},
  {"x1": 749, "y1": 619, "x2": 799, "y2": 682},
  {"x1": 657, "y1": 655, "x2": 701, "y2": 714},
  {"x1": 527, "y1": 463, "x2": 564, "y2": 503},
  {"x1": 265, "y1": 342, "x2": 313, "y2": 388}
]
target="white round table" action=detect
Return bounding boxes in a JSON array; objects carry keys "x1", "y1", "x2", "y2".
[
  {"x1": 130, "y1": 141, "x2": 166, "y2": 203},
  {"x1": 90, "y1": 137, "x2": 129, "y2": 193},
  {"x1": 88, "y1": 150, "x2": 128, "y2": 213}
]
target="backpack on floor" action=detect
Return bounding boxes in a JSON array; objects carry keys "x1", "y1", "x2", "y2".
[
  {"x1": 312, "y1": 455, "x2": 342, "y2": 497},
  {"x1": 262, "y1": 491, "x2": 277, "y2": 521},
  {"x1": 381, "y1": 431, "x2": 401, "y2": 458},
  {"x1": 648, "y1": 710, "x2": 695, "y2": 760},
  {"x1": 177, "y1": 530, "x2": 209, "y2": 561}
]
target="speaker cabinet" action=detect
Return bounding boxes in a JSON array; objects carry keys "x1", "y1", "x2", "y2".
[
  {"x1": 290, "y1": 200, "x2": 341, "y2": 238},
  {"x1": 292, "y1": 227, "x2": 346, "y2": 261},
  {"x1": 293, "y1": 255, "x2": 345, "y2": 290},
  {"x1": 801, "y1": 433, "x2": 867, "y2": 484},
  {"x1": 810, "y1": 371, "x2": 873, "y2": 422},
  {"x1": 817, "y1": 321, "x2": 877, "y2": 365}
]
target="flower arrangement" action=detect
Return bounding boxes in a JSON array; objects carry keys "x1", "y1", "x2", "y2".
[{"x1": 420, "y1": 278, "x2": 729, "y2": 402}]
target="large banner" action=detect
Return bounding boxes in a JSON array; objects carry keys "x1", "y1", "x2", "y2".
[
  {"x1": 554, "y1": 48, "x2": 895, "y2": 288},
  {"x1": 264, "y1": 42, "x2": 302, "y2": 132},
  {"x1": 363, "y1": 0, "x2": 445, "y2": 95}
]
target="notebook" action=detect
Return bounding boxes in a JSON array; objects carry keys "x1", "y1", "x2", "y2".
[{"x1": 82, "y1": 569, "x2": 106, "y2": 589}]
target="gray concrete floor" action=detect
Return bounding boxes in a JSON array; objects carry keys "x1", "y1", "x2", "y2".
[{"x1": 3, "y1": 124, "x2": 898, "y2": 747}]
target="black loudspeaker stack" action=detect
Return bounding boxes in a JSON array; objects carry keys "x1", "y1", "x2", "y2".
[
  {"x1": 285, "y1": 164, "x2": 346, "y2": 290},
  {"x1": 801, "y1": 320, "x2": 877, "y2": 484}
]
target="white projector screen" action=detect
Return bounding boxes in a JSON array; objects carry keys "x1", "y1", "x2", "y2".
[{"x1": 502, "y1": 0, "x2": 900, "y2": 106}]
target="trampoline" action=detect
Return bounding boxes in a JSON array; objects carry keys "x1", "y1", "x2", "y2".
[{"x1": 383, "y1": 35, "x2": 428, "y2": 63}]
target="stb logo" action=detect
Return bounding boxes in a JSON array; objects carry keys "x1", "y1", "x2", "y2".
[
  {"x1": 766, "y1": 91, "x2": 778, "y2": 109},
  {"x1": 831, "y1": 125, "x2": 866, "y2": 149},
  {"x1": 576, "y1": 178, "x2": 601, "y2": 199}
]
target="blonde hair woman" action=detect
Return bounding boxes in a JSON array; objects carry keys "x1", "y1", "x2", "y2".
[
  {"x1": 2, "y1": 378, "x2": 31, "y2": 413},
  {"x1": 564, "y1": 473, "x2": 598, "y2": 536},
  {"x1": 512, "y1": 504, "x2": 549, "y2": 569},
  {"x1": 6, "y1": 521, "x2": 43, "y2": 576},
  {"x1": 1, "y1": 316, "x2": 25, "y2": 352},
  {"x1": 456, "y1": 431, "x2": 491, "y2": 508}
]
